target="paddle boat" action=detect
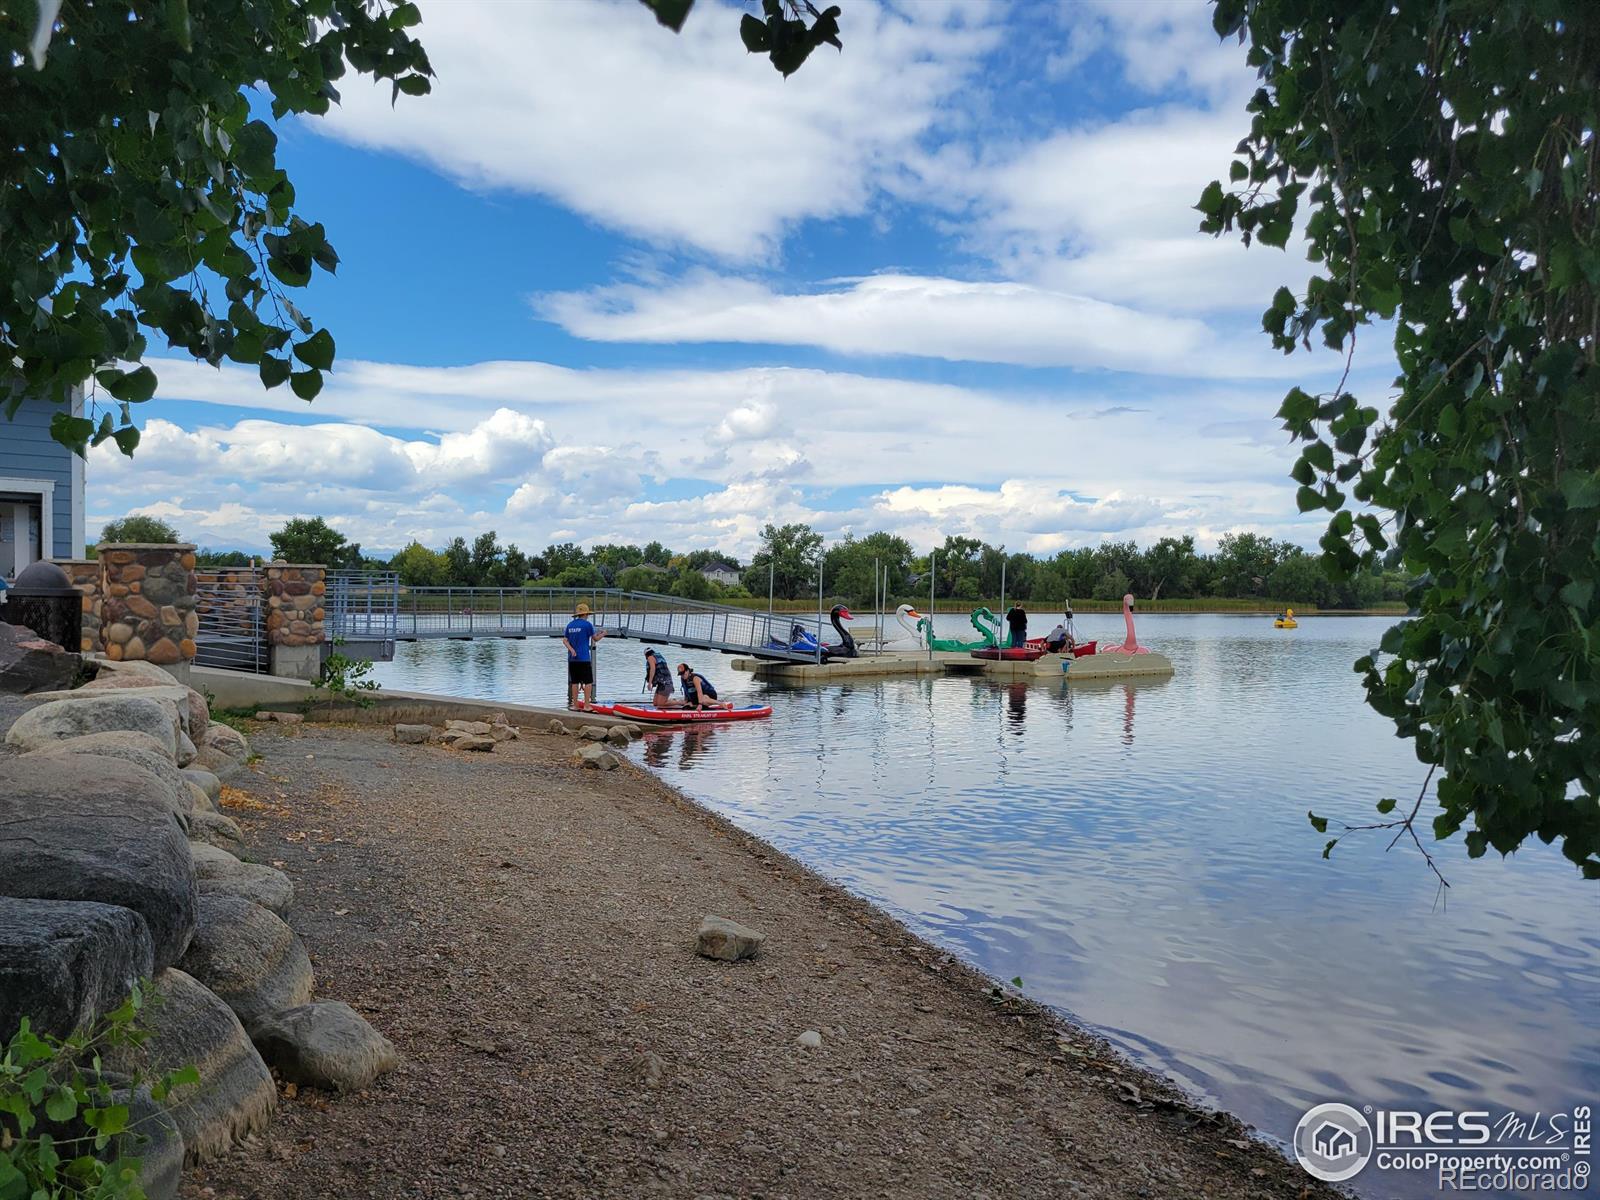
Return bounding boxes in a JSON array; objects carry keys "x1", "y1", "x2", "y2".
[
  {"x1": 1098, "y1": 594, "x2": 1154, "y2": 655},
  {"x1": 969, "y1": 645, "x2": 1047, "y2": 662},
  {"x1": 1274, "y1": 608, "x2": 1299, "y2": 629}
]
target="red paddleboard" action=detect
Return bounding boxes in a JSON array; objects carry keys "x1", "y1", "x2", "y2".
[
  {"x1": 576, "y1": 704, "x2": 616, "y2": 716},
  {"x1": 611, "y1": 703, "x2": 772, "y2": 724},
  {"x1": 969, "y1": 646, "x2": 1048, "y2": 662}
]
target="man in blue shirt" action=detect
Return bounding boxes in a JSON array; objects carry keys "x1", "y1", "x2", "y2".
[{"x1": 563, "y1": 602, "x2": 605, "y2": 710}]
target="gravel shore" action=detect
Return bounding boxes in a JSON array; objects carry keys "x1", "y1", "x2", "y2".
[{"x1": 183, "y1": 720, "x2": 1334, "y2": 1200}]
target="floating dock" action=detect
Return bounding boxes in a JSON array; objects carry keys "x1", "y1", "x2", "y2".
[{"x1": 731, "y1": 649, "x2": 1174, "y2": 683}]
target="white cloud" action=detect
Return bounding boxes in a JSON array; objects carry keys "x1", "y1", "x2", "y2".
[
  {"x1": 312, "y1": 0, "x2": 998, "y2": 260},
  {"x1": 538, "y1": 271, "x2": 1302, "y2": 377}
]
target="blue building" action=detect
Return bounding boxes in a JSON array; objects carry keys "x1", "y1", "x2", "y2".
[{"x1": 0, "y1": 389, "x2": 87, "y2": 579}]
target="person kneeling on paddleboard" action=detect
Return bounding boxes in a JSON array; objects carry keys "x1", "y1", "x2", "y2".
[
  {"x1": 676, "y1": 662, "x2": 732, "y2": 711},
  {"x1": 643, "y1": 648, "x2": 677, "y2": 708}
]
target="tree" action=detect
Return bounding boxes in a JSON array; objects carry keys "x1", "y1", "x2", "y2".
[
  {"x1": 469, "y1": 531, "x2": 503, "y2": 587},
  {"x1": 667, "y1": 568, "x2": 713, "y2": 600},
  {"x1": 443, "y1": 537, "x2": 471, "y2": 586},
  {"x1": 745, "y1": 523, "x2": 822, "y2": 600},
  {"x1": 2, "y1": 2, "x2": 432, "y2": 456},
  {"x1": 1203, "y1": 0, "x2": 1599, "y2": 877},
  {"x1": 1211, "y1": 532, "x2": 1283, "y2": 598},
  {"x1": 1141, "y1": 536, "x2": 1200, "y2": 600},
  {"x1": 196, "y1": 548, "x2": 252, "y2": 568},
  {"x1": 639, "y1": 0, "x2": 843, "y2": 78},
  {"x1": 98, "y1": 513, "x2": 180, "y2": 545},
  {"x1": 269, "y1": 517, "x2": 358, "y2": 569},
  {"x1": 390, "y1": 541, "x2": 447, "y2": 588}
]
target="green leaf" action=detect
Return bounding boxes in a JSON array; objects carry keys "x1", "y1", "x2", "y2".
[
  {"x1": 45, "y1": 1087, "x2": 78, "y2": 1123},
  {"x1": 293, "y1": 329, "x2": 335, "y2": 371},
  {"x1": 1559, "y1": 471, "x2": 1600, "y2": 509},
  {"x1": 1196, "y1": 179, "x2": 1225, "y2": 217},
  {"x1": 1376, "y1": 798, "x2": 1397, "y2": 814},
  {"x1": 1559, "y1": 579, "x2": 1594, "y2": 611},
  {"x1": 1296, "y1": 485, "x2": 1323, "y2": 512},
  {"x1": 1307, "y1": 812, "x2": 1328, "y2": 833},
  {"x1": 111, "y1": 424, "x2": 141, "y2": 457},
  {"x1": 49, "y1": 412, "x2": 96, "y2": 455},
  {"x1": 639, "y1": 0, "x2": 694, "y2": 32},
  {"x1": 739, "y1": 13, "x2": 769, "y2": 52},
  {"x1": 233, "y1": 120, "x2": 278, "y2": 179},
  {"x1": 259, "y1": 356, "x2": 291, "y2": 389},
  {"x1": 105, "y1": 365, "x2": 158, "y2": 403},
  {"x1": 290, "y1": 369, "x2": 323, "y2": 401}
]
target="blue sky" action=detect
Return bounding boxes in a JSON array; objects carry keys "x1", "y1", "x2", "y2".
[{"x1": 89, "y1": 0, "x2": 1395, "y2": 560}]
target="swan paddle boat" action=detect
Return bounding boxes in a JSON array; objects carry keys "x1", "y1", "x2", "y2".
[
  {"x1": 1274, "y1": 608, "x2": 1299, "y2": 629},
  {"x1": 1098, "y1": 594, "x2": 1156, "y2": 655},
  {"x1": 610, "y1": 703, "x2": 773, "y2": 724}
]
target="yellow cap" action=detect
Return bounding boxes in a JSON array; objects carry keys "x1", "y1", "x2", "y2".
[{"x1": 575, "y1": 602, "x2": 591, "y2": 616}]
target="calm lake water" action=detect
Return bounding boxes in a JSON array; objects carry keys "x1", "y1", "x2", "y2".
[{"x1": 370, "y1": 614, "x2": 1599, "y2": 1197}]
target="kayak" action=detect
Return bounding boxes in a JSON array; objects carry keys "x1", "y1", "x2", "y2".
[
  {"x1": 969, "y1": 646, "x2": 1047, "y2": 662},
  {"x1": 611, "y1": 703, "x2": 773, "y2": 724},
  {"x1": 1023, "y1": 638, "x2": 1098, "y2": 657}
]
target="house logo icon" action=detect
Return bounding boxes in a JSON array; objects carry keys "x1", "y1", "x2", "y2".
[{"x1": 1293, "y1": 1102, "x2": 1374, "y2": 1182}]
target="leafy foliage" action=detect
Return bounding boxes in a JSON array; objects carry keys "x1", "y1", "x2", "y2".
[
  {"x1": 743, "y1": 523, "x2": 824, "y2": 600},
  {"x1": 313, "y1": 638, "x2": 380, "y2": 715},
  {"x1": 1203, "y1": 0, "x2": 1599, "y2": 876},
  {"x1": 738, "y1": 0, "x2": 843, "y2": 77},
  {"x1": 96, "y1": 515, "x2": 180, "y2": 546},
  {"x1": 1, "y1": 0, "x2": 432, "y2": 455},
  {"x1": 0, "y1": 985, "x2": 198, "y2": 1200},
  {"x1": 268, "y1": 517, "x2": 360, "y2": 569}
]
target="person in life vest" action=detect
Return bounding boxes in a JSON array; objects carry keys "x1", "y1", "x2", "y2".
[
  {"x1": 676, "y1": 662, "x2": 732, "y2": 711},
  {"x1": 563, "y1": 601, "x2": 605, "y2": 710},
  {"x1": 643, "y1": 647, "x2": 676, "y2": 708}
]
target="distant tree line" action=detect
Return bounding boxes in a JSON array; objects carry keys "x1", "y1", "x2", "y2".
[{"x1": 94, "y1": 514, "x2": 1409, "y2": 609}]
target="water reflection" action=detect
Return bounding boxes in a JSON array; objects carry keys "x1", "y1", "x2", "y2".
[{"x1": 369, "y1": 615, "x2": 1599, "y2": 1200}]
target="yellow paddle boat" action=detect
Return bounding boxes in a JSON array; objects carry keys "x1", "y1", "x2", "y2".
[{"x1": 1274, "y1": 607, "x2": 1299, "y2": 629}]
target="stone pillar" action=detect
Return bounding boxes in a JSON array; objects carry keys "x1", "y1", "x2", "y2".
[
  {"x1": 98, "y1": 543, "x2": 198, "y2": 684},
  {"x1": 263, "y1": 563, "x2": 326, "y2": 680},
  {"x1": 50, "y1": 559, "x2": 104, "y2": 653}
]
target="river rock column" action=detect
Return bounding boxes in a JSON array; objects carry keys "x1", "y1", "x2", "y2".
[
  {"x1": 98, "y1": 543, "x2": 199, "y2": 683},
  {"x1": 50, "y1": 558, "x2": 104, "y2": 653},
  {"x1": 263, "y1": 564, "x2": 326, "y2": 680}
]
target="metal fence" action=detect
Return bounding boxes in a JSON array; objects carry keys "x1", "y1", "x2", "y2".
[
  {"x1": 193, "y1": 568, "x2": 268, "y2": 672},
  {"x1": 327, "y1": 581, "x2": 829, "y2": 662}
]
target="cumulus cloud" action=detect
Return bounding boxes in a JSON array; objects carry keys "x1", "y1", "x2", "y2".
[{"x1": 311, "y1": 0, "x2": 998, "y2": 260}]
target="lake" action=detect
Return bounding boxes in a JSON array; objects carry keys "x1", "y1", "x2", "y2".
[{"x1": 369, "y1": 613, "x2": 1599, "y2": 1197}]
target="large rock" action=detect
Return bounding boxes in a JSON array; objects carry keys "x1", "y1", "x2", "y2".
[
  {"x1": 179, "y1": 894, "x2": 313, "y2": 1033},
  {"x1": 190, "y1": 843, "x2": 294, "y2": 916},
  {"x1": 573, "y1": 743, "x2": 620, "y2": 771},
  {"x1": 24, "y1": 682, "x2": 201, "y2": 739},
  {"x1": 24, "y1": 732, "x2": 191, "y2": 825},
  {"x1": 104, "y1": 969, "x2": 276, "y2": 1165},
  {"x1": 695, "y1": 915, "x2": 767, "y2": 963},
  {"x1": 80, "y1": 672, "x2": 209, "y2": 739},
  {"x1": 93, "y1": 658, "x2": 183, "y2": 687},
  {"x1": 251, "y1": 1001, "x2": 399, "y2": 1093},
  {"x1": 393, "y1": 723, "x2": 431, "y2": 744},
  {"x1": 0, "y1": 620, "x2": 81, "y2": 694},
  {"x1": 185, "y1": 780, "x2": 217, "y2": 815},
  {"x1": 188, "y1": 810, "x2": 246, "y2": 854},
  {"x1": 5, "y1": 692, "x2": 182, "y2": 758},
  {"x1": 199, "y1": 721, "x2": 250, "y2": 767},
  {"x1": 0, "y1": 897, "x2": 155, "y2": 1042},
  {"x1": 0, "y1": 757, "x2": 196, "y2": 968},
  {"x1": 181, "y1": 766, "x2": 223, "y2": 802}
]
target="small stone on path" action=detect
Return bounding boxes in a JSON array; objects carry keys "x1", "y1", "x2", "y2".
[
  {"x1": 578, "y1": 725, "x2": 609, "y2": 741},
  {"x1": 796, "y1": 1030, "x2": 823, "y2": 1049},
  {"x1": 573, "y1": 744, "x2": 619, "y2": 771},
  {"x1": 696, "y1": 915, "x2": 767, "y2": 962},
  {"x1": 393, "y1": 724, "x2": 431, "y2": 744}
]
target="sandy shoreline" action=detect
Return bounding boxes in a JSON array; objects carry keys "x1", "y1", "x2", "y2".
[{"x1": 181, "y1": 718, "x2": 1334, "y2": 1199}]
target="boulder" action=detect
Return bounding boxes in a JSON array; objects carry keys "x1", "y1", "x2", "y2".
[
  {"x1": 178, "y1": 894, "x2": 313, "y2": 1033},
  {"x1": 393, "y1": 723, "x2": 432, "y2": 744},
  {"x1": 5, "y1": 692, "x2": 181, "y2": 758},
  {"x1": 0, "y1": 620, "x2": 80, "y2": 694},
  {"x1": 0, "y1": 757, "x2": 196, "y2": 968},
  {"x1": 188, "y1": 810, "x2": 247, "y2": 854},
  {"x1": 24, "y1": 732, "x2": 190, "y2": 824},
  {"x1": 93, "y1": 658, "x2": 182, "y2": 687},
  {"x1": 487, "y1": 720, "x2": 519, "y2": 742},
  {"x1": 605, "y1": 727, "x2": 631, "y2": 747},
  {"x1": 441, "y1": 731, "x2": 495, "y2": 752},
  {"x1": 695, "y1": 915, "x2": 767, "y2": 963},
  {"x1": 0, "y1": 897, "x2": 155, "y2": 1041},
  {"x1": 444, "y1": 719, "x2": 493, "y2": 736},
  {"x1": 616, "y1": 723, "x2": 644, "y2": 740},
  {"x1": 104, "y1": 969, "x2": 276, "y2": 1165},
  {"x1": 578, "y1": 724, "x2": 610, "y2": 741},
  {"x1": 175, "y1": 726, "x2": 197, "y2": 767},
  {"x1": 251, "y1": 1001, "x2": 399, "y2": 1093},
  {"x1": 190, "y1": 843, "x2": 294, "y2": 917},
  {"x1": 81, "y1": 673, "x2": 209, "y2": 738},
  {"x1": 253, "y1": 710, "x2": 303, "y2": 724},
  {"x1": 181, "y1": 766, "x2": 223, "y2": 802},
  {"x1": 25, "y1": 683, "x2": 201, "y2": 740},
  {"x1": 573, "y1": 744, "x2": 620, "y2": 771},
  {"x1": 186, "y1": 780, "x2": 217, "y2": 814},
  {"x1": 200, "y1": 721, "x2": 250, "y2": 766},
  {"x1": 546, "y1": 718, "x2": 570, "y2": 735}
]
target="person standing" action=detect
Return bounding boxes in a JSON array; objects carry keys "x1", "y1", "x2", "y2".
[
  {"x1": 564, "y1": 601, "x2": 604, "y2": 710},
  {"x1": 1006, "y1": 603, "x2": 1028, "y2": 649}
]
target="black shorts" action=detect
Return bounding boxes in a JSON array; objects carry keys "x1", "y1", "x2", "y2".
[{"x1": 568, "y1": 660, "x2": 593, "y2": 685}]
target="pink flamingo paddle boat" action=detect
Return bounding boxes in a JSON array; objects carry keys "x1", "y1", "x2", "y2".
[{"x1": 1098, "y1": 593, "x2": 1153, "y2": 655}]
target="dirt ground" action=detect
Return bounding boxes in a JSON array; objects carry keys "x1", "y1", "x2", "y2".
[{"x1": 183, "y1": 720, "x2": 1334, "y2": 1200}]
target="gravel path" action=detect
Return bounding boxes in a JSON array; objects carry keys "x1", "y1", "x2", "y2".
[{"x1": 183, "y1": 721, "x2": 1334, "y2": 1200}]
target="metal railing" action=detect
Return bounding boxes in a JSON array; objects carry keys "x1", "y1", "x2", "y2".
[
  {"x1": 193, "y1": 568, "x2": 268, "y2": 672},
  {"x1": 327, "y1": 580, "x2": 830, "y2": 662}
]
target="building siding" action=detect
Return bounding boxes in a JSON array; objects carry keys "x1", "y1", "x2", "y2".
[{"x1": 0, "y1": 387, "x2": 84, "y2": 558}]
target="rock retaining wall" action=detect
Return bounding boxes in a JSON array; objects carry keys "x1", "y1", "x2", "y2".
[
  {"x1": 263, "y1": 563, "x2": 325, "y2": 648},
  {"x1": 52, "y1": 559, "x2": 104, "y2": 653},
  {"x1": 99, "y1": 544, "x2": 199, "y2": 667}
]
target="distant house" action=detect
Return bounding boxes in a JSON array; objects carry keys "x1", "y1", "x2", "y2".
[
  {"x1": 1, "y1": 389, "x2": 86, "y2": 579},
  {"x1": 700, "y1": 559, "x2": 741, "y2": 586}
]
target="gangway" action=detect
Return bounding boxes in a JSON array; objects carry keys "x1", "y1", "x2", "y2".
[{"x1": 326, "y1": 577, "x2": 833, "y2": 663}]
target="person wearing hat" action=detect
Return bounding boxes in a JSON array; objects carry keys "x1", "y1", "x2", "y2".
[
  {"x1": 563, "y1": 601, "x2": 605, "y2": 710},
  {"x1": 643, "y1": 647, "x2": 676, "y2": 708}
]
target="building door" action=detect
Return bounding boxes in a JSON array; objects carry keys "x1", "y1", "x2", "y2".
[{"x1": 0, "y1": 495, "x2": 43, "y2": 579}]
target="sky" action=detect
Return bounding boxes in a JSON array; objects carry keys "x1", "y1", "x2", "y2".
[{"x1": 86, "y1": 0, "x2": 1397, "y2": 561}]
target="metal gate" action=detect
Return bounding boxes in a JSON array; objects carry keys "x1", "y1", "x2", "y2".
[{"x1": 193, "y1": 568, "x2": 268, "y2": 672}]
